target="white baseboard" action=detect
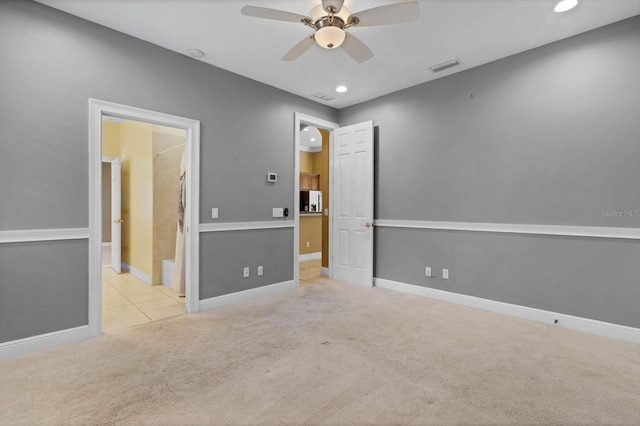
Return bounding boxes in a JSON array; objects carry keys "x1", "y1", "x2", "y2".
[
  {"x1": 121, "y1": 262, "x2": 152, "y2": 285},
  {"x1": 299, "y1": 252, "x2": 321, "y2": 261},
  {"x1": 320, "y1": 267, "x2": 329, "y2": 277},
  {"x1": 199, "y1": 280, "x2": 296, "y2": 311},
  {"x1": 374, "y1": 278, "x2": 640, "y2": 344},
  {"x1": 0, "y1": 325, "x2": 93, "y2": 360}
]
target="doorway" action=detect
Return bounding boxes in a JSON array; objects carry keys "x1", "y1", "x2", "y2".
[
  {"x1": 101, "y1": 155, "x2": 121, "y2": 272},
  {"x1": 293, "y1": 113, "x2": 375, "y2": 288},
  {"x1": 101, "y1": 118, "x2": 187, "y2": 331},
  {"x1": 88, "y1": 99, "x2": 201, "y2": 338},
  {"x1": 294, "y1": 113, "x2": 338, "y2": 286},
  {"x1": 298, "y1": 124, "x2": 326, "y2": 285}
]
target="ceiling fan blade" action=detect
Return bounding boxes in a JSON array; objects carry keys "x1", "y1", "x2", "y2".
[
  {"x1": 281, "y1": 35, "x2": 315, "y2": 61},
  {"x1": 351, "y1": 1, "x2": 420, "y2": 27},
  {"x1": 241, "y1": 5, "x2": 308, "y2": 23},
  {"x1": 322, "y1": 0, "x2": 345, "y2": 13},
  {"x1": 341, "y1": 33, "x2": 373, "y2": 63}
]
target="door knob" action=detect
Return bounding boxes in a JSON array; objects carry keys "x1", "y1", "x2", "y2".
[
  {"x1": 364, "y1": 222, "x2": 373, "y2": 228},
  {"x1": 114, "y1": 219, "x2": 124, "y2": 223}
]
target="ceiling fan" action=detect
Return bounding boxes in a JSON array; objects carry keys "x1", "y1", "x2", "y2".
[{"x1": 241, "y1": 0, "x2": 420, "y2": 63}]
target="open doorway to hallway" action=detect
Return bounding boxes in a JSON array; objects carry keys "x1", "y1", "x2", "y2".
[
  {"x1": 298, "y1": 124, "x2": 328, "y2": 286},
  {"x1": 294, "y1": 113, "x2": 339, "y2": 287}
]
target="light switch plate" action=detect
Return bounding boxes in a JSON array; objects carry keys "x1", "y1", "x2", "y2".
[
  {"x1": 211, "y1": 208, "x2": 218, "y2": 219},
  {"x1": 257, "y1": 266, "x2": 263, "y2": 276},
  {"x1": 443, "y1": 268, "x2": 449, "y2": 280}
]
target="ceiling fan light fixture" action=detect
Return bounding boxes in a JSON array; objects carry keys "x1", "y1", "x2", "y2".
[{"x1": 315, "y1": 26, "x2": 346, "y2": 49}]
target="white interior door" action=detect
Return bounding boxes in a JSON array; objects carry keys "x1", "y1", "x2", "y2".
[
  {"x1": 109, "y1": 157, "x2": 122, "y2": 274},
  {"x1": 332, "y1": 121, "x2": 374, "y2": 286}
]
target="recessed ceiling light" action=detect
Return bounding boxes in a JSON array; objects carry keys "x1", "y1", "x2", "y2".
[
  {"x1": 554, "y1": 0, "x2": 578, "y2": 13},
  {"x1": 303, "y1": 127, "x2": 309, "y2": 131},
  {"x1": 188, "y1": 48, "x2": 205, "y2": 58},
  {"x1": 336, "y1": 85, "x2": 348, "y2": 93},
  {"x1": 310, "y1": 138, "x2": 316, "y2": 142}
]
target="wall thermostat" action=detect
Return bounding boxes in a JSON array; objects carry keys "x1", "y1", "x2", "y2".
[{"x1": 267, "y1": 172, "x2": 277, "y2": 183}]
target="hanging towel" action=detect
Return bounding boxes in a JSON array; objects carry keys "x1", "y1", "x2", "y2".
[{"x1": 172, "y1": 149, "x2": 186, "y2": 296}]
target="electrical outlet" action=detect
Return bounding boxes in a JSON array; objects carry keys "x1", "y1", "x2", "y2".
[
  {"x1": 272, "y1": 207, "x2": 284, "y2": 218},
  {"x1": 306, "y1": 241, "x2": 310, "y2": 248},
  {"x1": 425, "y1": 266, "x2": 432, "y2": 277},
  {"x1": 211, "y1": 208, "x2": 218, "y2": 219},
  {"x1": 243, "y1": 267, "x2": 250, "y2": 278},
  {"x1": 442, "y1": 268, "x2": 449, "y2": 280},
  {"x1": 257, "y1": 266, "x2": 263, "y2": 276}
]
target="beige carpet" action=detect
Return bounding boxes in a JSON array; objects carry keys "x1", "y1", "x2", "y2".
[{"x1": 1, "y1": 278, "x2": 639, "y2": 425}]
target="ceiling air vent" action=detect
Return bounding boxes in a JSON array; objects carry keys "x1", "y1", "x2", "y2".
[
  {"x1": 312, "y1": 92, "x2": 334, "y2": 102},
  {"x1": 429, "y1": 58, "x2": 461, "y2": 73}
]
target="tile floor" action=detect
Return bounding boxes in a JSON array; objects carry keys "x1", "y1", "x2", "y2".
[
  {"x1": 299, "y1": 258, "x2": 323, "y2": 286},
  {"x1": 101, "y1": 257, "x2": 323, "y2": 332},
  {"x1": 102, "y1": 267, "x2": 185, "y2": 333}
]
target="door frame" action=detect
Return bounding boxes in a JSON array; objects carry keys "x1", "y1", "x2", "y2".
[
  {"x1": 88, "y1": 99, "x2": 201, "y2": 337},
  {"x1": 293, "y1": 113, "x2": 338, "y2": 285}
]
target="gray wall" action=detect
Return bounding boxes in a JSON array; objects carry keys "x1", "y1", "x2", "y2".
[
  {"x1": 341, "y1": 16, "x2": 640, "y2": 328},
  {"x1": 0, "y1": 240, "x2": 89, "y2": 342},
  {"x1": 200, "y1": 229, "x2": 294, "y2": 299},
  {"x1": 0, "y1": 1, "x2": 337, "y2": 343}
]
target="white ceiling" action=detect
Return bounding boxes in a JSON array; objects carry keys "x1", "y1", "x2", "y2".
[{"x1": 37, "y1": 0, "x2": 640, "y2": 109}]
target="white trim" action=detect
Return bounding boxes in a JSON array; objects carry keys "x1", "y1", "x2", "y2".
[
  {"x1": 300, "y1": 146, "x2": 322, "y2": 153},
  {"x1": 0, "y1": 326, "x2": 92, "y2": 360},
  {"x1": 121, "y1": 262, "x2": 152, "y2": 285},
  {"x1": 199, "y1": 280, "x2": 296, "y2": 311},
  {"x1": 0, "y1": 228, "x2": 89, "y2": 244},
  {"x1": 199, "y1": 221, "x2": 294, "y2": 233},
  {"x1": 320, "y1": 266, "x2": 329, "y2": 276},
  {"x1": 294, "y1": 113, "x2": 339, "y2": 288},
  {"x1": 374, "y1": 278, "x2": 640, "y2": 344},
  {"x1": 374, "y1": 219, "x2": 640, "y2": 240},
  {"x1": 299, "y1": 252, "x2": 322, "y2": 261},
  {"x1": 89, "y1": 99, "x2": 201, "y2": 342},
  {"x1": 101, "y1": 242, "x2": 112, "y2": 247}
]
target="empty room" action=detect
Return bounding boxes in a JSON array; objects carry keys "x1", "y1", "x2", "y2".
[{"x1": 1, "y1": 0, "x2": 639, "y2": 424}]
